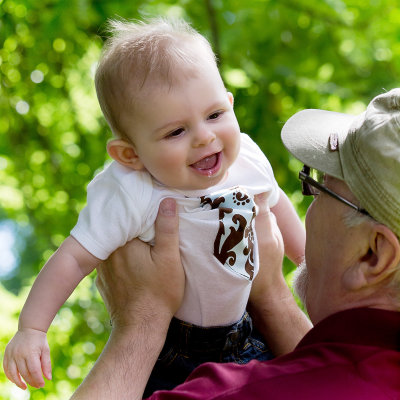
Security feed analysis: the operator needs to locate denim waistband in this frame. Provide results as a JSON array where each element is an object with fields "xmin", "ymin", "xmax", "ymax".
[{"xmin": 165, "ymin": 312, "xmax": 253, "ymax": 358}]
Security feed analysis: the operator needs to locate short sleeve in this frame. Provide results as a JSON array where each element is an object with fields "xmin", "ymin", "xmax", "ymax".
[
  {"xmin": 70, "ymin": 162, "xmax": 153, "ymax": 260},
  {"xmin": 240, "ymin": 133, "xmax": 280, "ymax": 207}
]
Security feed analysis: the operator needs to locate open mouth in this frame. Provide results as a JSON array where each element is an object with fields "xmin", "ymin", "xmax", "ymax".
[{"xmin": 190, "ymin": 152, "xmax": 222, "ymax": 176}]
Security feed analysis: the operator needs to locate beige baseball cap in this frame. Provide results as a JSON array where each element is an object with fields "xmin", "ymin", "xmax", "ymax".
[{"xmin": 281, "ymin": 88, "xmax": 400, "ymax": 237}]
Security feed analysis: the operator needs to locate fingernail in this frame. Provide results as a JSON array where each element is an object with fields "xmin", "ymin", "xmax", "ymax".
[{"xmin": 160, "ymin": 198, "xmax": 176, "ymax": 216}]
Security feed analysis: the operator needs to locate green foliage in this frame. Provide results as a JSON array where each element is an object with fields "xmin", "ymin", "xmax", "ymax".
[{"xmin": 1, "ymin": 0, "xmax": 399, "ymax": 397}]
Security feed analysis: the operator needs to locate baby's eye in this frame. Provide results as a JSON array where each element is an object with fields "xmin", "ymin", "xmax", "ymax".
[
  {"xmin": 208, "ymin": 111, "xmax": 223, "ymax": 120},
  {"xmin": 167, "ymin": 128, "xmax": 184, "ymax": 138}
]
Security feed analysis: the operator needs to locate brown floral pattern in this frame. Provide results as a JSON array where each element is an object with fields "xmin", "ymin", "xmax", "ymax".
[{"xmin": 200, "ymin": 186, "xmax": 256, "ymax": 280}]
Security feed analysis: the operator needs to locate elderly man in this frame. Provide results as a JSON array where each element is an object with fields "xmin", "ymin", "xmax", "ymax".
[{"xmin": 71, "ymin": 89, "xmax": 400, "ymax": 399}]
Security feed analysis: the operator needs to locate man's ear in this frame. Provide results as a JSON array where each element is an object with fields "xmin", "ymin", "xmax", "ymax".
[
  {"xmin": 107, "ymin": 139, "xmax": 144, "ymax": 170},
  {"xmin": 343, "ymin": 224, "xmax": 400, "ymax": 290}
]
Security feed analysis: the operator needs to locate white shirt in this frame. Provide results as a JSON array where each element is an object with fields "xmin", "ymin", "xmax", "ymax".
[{"xmin": 71, "ymin": 133, "xmax": 279, "ymax": 326}]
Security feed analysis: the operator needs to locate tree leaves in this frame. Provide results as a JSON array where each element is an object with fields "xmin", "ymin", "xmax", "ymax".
[{"xmin": 1, "ymin": 0, "xmax": 399, "ymax": 397}]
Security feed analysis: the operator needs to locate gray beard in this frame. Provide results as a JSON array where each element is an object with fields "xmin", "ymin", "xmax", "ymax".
[{"xmin": 292, "ymin": 259, "xmax": 308, "ymax": 309}]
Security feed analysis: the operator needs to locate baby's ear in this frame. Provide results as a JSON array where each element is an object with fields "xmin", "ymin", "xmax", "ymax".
[
  {"xmin": 107, "ymin": 139, "xmax": 144, "ymax": 170},
  {"xmin": 227, "ymin": 91, "xmax": 234, "ymax": 106}
]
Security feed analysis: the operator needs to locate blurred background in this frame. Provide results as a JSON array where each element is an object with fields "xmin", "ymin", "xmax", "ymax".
[{"xmin": 1, "ymin": 0, "xmax": 399, "ymax": 398}]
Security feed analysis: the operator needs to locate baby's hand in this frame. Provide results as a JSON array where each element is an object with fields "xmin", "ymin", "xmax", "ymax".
[{"xmin": 3, "ymin": 328, "xmax": 52, "ymax": 390}]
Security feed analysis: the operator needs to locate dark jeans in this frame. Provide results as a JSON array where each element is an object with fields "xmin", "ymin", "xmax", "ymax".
[{"xmin": 143, "ymin": 312, "xmax": 274, "ymax": 398}]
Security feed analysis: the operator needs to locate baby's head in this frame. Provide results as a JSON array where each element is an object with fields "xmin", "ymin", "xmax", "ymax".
[
  {"xmin": 95, "ymin": 18, "xmax": 241, "ymax": 191},
  {"xmin": 95, "ymin": 18, "xmax": 216, "ymax": 139}
]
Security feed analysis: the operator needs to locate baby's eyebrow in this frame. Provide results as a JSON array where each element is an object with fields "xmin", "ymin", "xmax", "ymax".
[{"xmin": 153, "ymin": 120, "xmax": 184, "ymax": 136}]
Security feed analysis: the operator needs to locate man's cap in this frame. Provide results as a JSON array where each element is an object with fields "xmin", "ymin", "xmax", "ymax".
[{"xmin": 281, "ymin": 88, "xmax": 400, "ymax": 237}]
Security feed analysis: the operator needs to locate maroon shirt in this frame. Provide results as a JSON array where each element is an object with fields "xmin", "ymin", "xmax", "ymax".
[{"xmin": 149, "ymin": 308, "xmax": 400, "ymax": 399}]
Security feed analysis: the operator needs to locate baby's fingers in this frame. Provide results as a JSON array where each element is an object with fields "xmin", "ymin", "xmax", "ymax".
[
  {"xmin": 23, "ymin": 355, "xmax": 45, "ymax": 388},
  {"xmin": 4, "ymin": 330, "xmax": 50, "ymax": 389},
  {"xmin": 4, "ymin": 359, "xmax": 27, "ymax": 390},
  {"xmin": 41, "ymin": 345, "xmax": 52, "ymax": 381}
]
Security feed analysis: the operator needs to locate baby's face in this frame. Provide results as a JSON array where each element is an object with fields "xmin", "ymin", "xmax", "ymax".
[{"xmin": 121, "ymin": 64, "xmax": 241, "ymax": 191}]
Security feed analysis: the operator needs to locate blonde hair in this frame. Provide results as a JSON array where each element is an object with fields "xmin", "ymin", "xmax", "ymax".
[{"xmin": 95, "ymin": 17, "xmax": 217, "ymax": 138}]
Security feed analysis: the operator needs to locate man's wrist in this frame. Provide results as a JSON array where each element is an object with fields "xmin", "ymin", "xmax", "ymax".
[
  {"xmin": 71, "ymin": 308, "xmax": 172, "ymax": 400},
  {"xmin": 110, "ymin": 293, "xmax": 174, "ymax": 333},
  {"xmin": 248, "ymin": 273, "xmax": 312, "ymax": 356}
]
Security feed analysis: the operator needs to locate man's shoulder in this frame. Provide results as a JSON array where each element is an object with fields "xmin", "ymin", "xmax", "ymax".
[{"xmin": 159, "ymin": 343, "xmax": 400, "ymax": 399}]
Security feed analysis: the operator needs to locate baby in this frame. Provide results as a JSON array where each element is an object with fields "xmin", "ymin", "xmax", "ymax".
[{"xmin": 3, "ymin": 18, "xmax": 305, "ymax": 393}]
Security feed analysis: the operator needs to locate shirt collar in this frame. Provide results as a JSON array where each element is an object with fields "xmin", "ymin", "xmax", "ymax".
[{"xmin": 297, "ymin": 307, "xmax": 400, "ymax": 351}]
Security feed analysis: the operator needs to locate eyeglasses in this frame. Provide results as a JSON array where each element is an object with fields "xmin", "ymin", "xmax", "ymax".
[{"xmin": 299, "ymin": 165, "xmax": 370, "ymax": 216}]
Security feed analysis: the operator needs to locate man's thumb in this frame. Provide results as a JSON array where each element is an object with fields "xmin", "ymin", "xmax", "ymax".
[{"xmin": 154, "ymin": 198, "xmax": 179, "ymax": 249}]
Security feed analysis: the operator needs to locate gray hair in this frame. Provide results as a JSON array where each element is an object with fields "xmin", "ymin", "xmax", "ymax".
[{"xmin": 95, "ymin": 17, "xmax": 217, "ymax": 138}]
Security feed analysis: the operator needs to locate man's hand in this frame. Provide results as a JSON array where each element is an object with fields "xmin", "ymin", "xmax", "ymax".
[
  {"xmin": 71, "ymin": 198, "xmax": 184, "ymax": 400},
  {"xmin": 250, "ymin": 193, "xmax": 285, "ymax": 302},
  {"xmin": 96, "ymin": 198, "xmax": 184, "ymax": 330},
  {"xmin": 248, "ymin": 193, "xmax": 312, "ymax": 356}
]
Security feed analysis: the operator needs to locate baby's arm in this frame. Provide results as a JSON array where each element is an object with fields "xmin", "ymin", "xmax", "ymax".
[
  {"xmin": 271, "ymin": 188, "xmax": 305, "ymax": 266},
  {"xmin": 3, "ymin": 236, "xmax": 100, "ymax": 390}
]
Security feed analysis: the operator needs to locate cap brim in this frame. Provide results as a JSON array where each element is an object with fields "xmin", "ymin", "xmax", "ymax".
[{"xmin": 281, "ymin": 109, "xmax": 357, "ymax": 179}]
